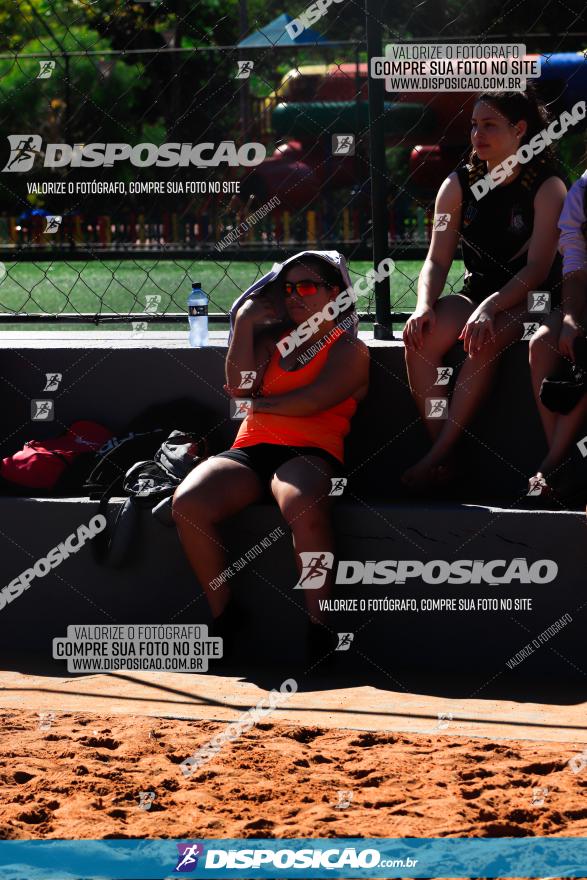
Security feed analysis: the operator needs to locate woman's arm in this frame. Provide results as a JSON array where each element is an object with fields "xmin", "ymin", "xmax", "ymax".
[
  {"xmin": 561, "ymin": 271, "xmax": 587, "ymax": 325},
  {"xmin": 558, "ymin": 179, "xmax": 587, "ymax": 360},
  {"xmin": 253, "ymin": 335, "xmax": 370, "ymax": 417},
  {"xmin": 559, "ymin": 271, "xmax": 587, "ymax": 361},
  {"xmin": 403, "ymin": 173, "xmax": 462, "ymax": 350},
  {"xmin": 461, "ymin": 176, "xmax": 567, "ymax": 355},
  {"xmin": 225, "ymin": 297, "xmax": 280, "ymax": 396},
  {"xmin": 559, "ymin": 176, "xmax": 587, "ymax": 284}
]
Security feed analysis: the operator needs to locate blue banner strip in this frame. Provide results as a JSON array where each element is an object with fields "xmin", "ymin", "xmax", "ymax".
[{"xmin": 0, "ymin": 837, "xmax": 586, "ymax": 879}]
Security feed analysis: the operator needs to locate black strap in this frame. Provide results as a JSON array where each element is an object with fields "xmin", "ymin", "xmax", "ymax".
[{"xmin": 91, "ymin": 474, "xmax": 127, "ymax": 563}]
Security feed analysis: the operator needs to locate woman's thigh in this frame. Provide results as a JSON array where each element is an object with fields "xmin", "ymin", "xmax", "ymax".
[
  {"xmin": 270, "ymin": 455, "xmax": 336, "ymax": 524},
  {"xmin": 425, "ymin": 294, "xmax": 477, "ymax": 353},
  {"xmin": 173, "ymin": 456, "xmax": 264, "ymax": 523},
  {"xmin": 490, "ymin": 302, "xmax": 533, "ymax": 350}
]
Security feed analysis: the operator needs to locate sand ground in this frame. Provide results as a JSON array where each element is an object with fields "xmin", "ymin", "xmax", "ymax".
[
  {"xmin": 1, "ymin": 709, "xmax": 586, "ymax": 842},
  {"xmin": 0, "ymin": 669, "xmax": 585, "ymax": 880}
]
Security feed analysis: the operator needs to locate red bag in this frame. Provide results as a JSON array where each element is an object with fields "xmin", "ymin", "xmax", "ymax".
[{"xmin": 1, "ymin": 421, "xmax": 113, "ymax": 489}]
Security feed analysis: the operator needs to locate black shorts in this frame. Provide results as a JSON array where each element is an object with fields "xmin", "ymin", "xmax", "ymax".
[{"xmin": 215, "ymin": 443, "xmax": 344, "ymax": 487}]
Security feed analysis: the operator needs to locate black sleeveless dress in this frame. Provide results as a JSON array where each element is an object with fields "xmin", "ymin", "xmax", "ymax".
[{"xmin": 455, "ymin": 159, "xmax": 566, "ymax": 308}]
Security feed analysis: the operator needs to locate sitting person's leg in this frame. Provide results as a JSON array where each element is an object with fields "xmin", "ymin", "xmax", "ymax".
[
  {"xmin": 270, "ymin": 453, "xmax": 337, "ymax": 626},
  {"xmin": 172, "ymin": 457, "xmax": 264, "ymax": 618},
  {"xmin": 529, "ymin": 310, "xmax": 587, "ymax": 489},
  {"xmin": 404, "ymin": 303, "xmax": 525, "ymax": 488},
  {"xmin": 529, "ymin": 310, "xmax": 562, "ymax": 450},
  {"xmin": 404, "ymin": 294, "xmax": 475, "ymax": 442}
]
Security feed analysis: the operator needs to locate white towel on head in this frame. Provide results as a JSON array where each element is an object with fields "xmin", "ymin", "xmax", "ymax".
[{"xmin": 227, "ymin": 250, "xmax": 358, "ymax": 345}]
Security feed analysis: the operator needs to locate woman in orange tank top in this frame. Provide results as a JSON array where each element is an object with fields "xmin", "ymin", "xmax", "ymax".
[{"xmin": 173, "ymin": 253, "xmax": 369, "ymax": 663}]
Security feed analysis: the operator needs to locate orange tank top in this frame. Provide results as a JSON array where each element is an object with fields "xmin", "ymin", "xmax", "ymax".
[{"xmin": 232, "ymin": 328, "xmax": 357, "ymax": 463}]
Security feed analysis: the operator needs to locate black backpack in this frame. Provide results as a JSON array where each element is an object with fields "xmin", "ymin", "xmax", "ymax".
[
  {"xmin": 123, "ymin": 430, "xmax": 208, "ymax": 511},
  {"xmin": 86, "ymin": 399, "xmax": 213, "ymax": 565},
  {"xmin": 83, "ymin": 428, "xmax": 167, "ymax": 501}
]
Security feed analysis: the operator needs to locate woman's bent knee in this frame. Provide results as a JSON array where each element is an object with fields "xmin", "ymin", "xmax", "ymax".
[{"xmin": 172, "ymin": 482, "xmax": 209, "ymax": 526}]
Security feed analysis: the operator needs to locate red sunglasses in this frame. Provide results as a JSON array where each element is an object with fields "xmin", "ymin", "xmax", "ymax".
[{"xmin": 284, "ymin": 279, "xmax": 332, "ymax": 297}]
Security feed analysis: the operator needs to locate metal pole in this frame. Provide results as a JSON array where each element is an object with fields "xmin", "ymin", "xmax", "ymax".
[
  {"xmin": 365, "ymin": 0, "xmax": 393, "ymax": 338},
  {"xmin": 25, "ymin": 0, "xmax": 72, "ymax": 145},
  {"xmin": 353, "ymin": 43, "xmax": 361, "ymax": 194},
  {"xmin": 239, "ymin": 0, "xmax": 250, "ymax": 138},
  {"xmin": 170, "ymin": 0, "xmax": 185, "ymax": 132},
  {"xmin": 64, "ymin": 53, "xmax": 71, "ymax": 146}
]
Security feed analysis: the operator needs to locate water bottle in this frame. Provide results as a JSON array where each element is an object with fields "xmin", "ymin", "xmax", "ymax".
[{"xmin": 188, "ymin": 281, "xmax": 209, "ymax": 347}]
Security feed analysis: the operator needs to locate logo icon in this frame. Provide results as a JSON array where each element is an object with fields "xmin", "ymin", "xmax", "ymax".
[
  {"xmin": 336, "ymin": 632, "xmax": 354, "ymax": 651},
  {"xmin": 425, "ymin": 398, "xmax": 448, "ymax": 419},
  {"xmin": 238, "ymin": 370, "xmax": 256, "ymax": 389},
  {"xmin": 528, "ymin": 291, "xmax": 551, "ymax": 313},
  {"xmin": 236, "ymin": 60, "xmax": 254, "ymax": 79},
  {"xmin": 436, "ymin": 711, "xmax": 453, "ymax": 730},
  {"xmin": 522, "ymin": 322, "xmax": 540, "ymax": 341},
  {"xmin": 329, "ymin": 477, "xmax": 347, "ymax": 496},
  {"xmin": 332, "ymin": 134, "xmax": 355, "ymax": 156},
  {"xmin": 335, "ymin": 789, "xmax": 354, "ymax": 809},
  {"xmin": 31, "ymin": 399, "xmax": 54, "ymax": 421},
  {"xmin": 145, "ymin": 294, "xmax": 162, "ymax": 313},
  {"xmin": 44, "ymin": 215, "xmax": 62, "ymax": 233},
  {"xmin": 531, "ymin": 786, "xmax": 549, "ymax": 807},
  {"xmin": 577, "ymin": 436, "xmax": 587, "ymax": 459},
  {"xmin": 231, "ymin": 398, "xmax": 252, "ymax": 419},
  {"xmin": 37, "ymin": 60, "xmax": 56, "ymax": 79},
  {"xmin": 3, "ymin": 134, "xmax": 43, "ymax": 172},
  {"xmin": 434, "ymin": 366, "xmax": 453, "ymax": 386},
  {"xmin": 131, "ymin": 321, "xmax": 148, "ymax": 337},
  {"xmin": 138, "ymin": 790, "xmax": 156, "ymax": 811},
  {"xmin": 568, "ymin": 749, "xmax": 587, "ymax": 775},
  {"xmin": 43, "ymin": 372, "xmax": 62, "ymax": 392},
  {"xmin": 38, "ymin": 711, "xmax": 55, "ymax": 730},
  {"xmin": 433, "ymin": 212, "xmax": 451, "ymax": 231},
  {"xmin": 137, "ymin": 477, "xmax": 158, "ymax": 492},
  {"xmin": 527, "ymin": 475, "xmax": 546, "ymax": 496},
  {"xmin": 293, "ymin": 551, "xmax": 334, "ymax": 589},
  {"xmin": 74, "ymin": 435, "xmax": 103, "ymax": 448},
  {"xmin": 175, "ymin": 843, "xmax": 204, "ymax": 873}
]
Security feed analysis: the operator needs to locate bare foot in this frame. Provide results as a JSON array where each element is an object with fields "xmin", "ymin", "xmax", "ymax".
[{"xmin": 401, "ymin": 457, "xmax": 456, "ymax": 491}]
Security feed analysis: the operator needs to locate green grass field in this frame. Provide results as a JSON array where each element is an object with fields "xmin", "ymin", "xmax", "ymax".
[{"xmin": 0, "ymin": 259, "xmax": 466, "ymax": 331}]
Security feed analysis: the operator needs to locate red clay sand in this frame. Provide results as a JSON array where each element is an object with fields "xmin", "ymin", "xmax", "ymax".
[{"xmin": 1, "ymin": 709, "xmax": 586, "ymax": 845}]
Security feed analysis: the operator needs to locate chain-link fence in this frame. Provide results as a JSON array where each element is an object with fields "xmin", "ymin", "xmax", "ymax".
[
  {"xmin": 0, "ymin": 4, "xmax": 586, "ymax": 330},
  {"xmin": 0, "ymin": 22, "xmax": 381, "ymax": 329}
]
